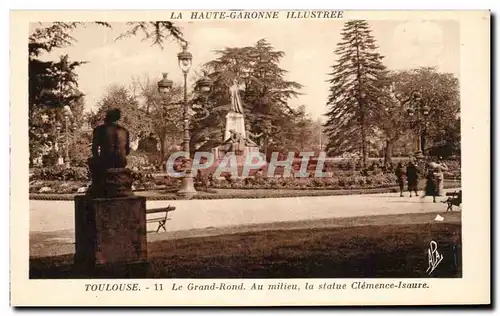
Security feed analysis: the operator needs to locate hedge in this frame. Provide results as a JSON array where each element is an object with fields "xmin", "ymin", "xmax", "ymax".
[{"xmin": 29, "ymin": 181, "xmax": 461, "ymax": 201}]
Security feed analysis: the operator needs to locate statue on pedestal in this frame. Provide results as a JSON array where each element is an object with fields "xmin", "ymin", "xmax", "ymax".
[
  {"xmin": 229, "ymin": 78, "xmax": 245, "ymax": 114},
  {"xmin": 75, "ymin": 108, "xmax": 147, "ymax": 271},
  {"xmin": 87, "ymin": 108, "xmax": 134, "ymax": 198},
  {"xmin": 221, "ymin": 79, "xmax": 261, "ymax": 151}
]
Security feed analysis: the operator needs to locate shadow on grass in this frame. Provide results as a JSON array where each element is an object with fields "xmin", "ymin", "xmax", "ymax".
[{"xmin": 30, "ymin": 222, "xmax": 461, "ymax": 279}]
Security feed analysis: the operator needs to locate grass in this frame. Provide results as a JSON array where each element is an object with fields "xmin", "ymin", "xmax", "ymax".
[{"xmin": 30, "ymin": 220, "xmax": 461, "ymax": 279}]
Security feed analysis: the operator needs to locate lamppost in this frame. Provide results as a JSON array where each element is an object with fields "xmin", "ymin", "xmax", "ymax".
[
  {"xmin": 62, "ymin": 105, "xmax": 73, "ymax": 168},
  {"xmin": 157, "ymin": 73, "xmax": 173, "ymax": 97},
  {"xmin": 157, "ymin": 43, "xmax": 213, "ymax": 198},
  {"xmin": 404, "ymin": 91, "xmax": 429, "ymax": 158}
]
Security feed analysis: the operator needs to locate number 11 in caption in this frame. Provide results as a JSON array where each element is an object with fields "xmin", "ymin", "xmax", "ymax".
[{"xmin": 154, "ymin": 284, "xmax": 163, "ymax": 291}]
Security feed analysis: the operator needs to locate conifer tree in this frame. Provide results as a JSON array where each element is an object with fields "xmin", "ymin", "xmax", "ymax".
[
  {"xmin": 324, "ymin": 20, "xmax": 388, "ymax": 167},
  {"xmin": 193, "ymin": 39, "xmax": 302, "ymax": 154}
]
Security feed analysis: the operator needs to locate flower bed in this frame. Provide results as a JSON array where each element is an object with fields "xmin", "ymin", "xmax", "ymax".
[
  {"xmin": 28, "ymin": 159, "xmax": 461, "ymax": 195},
  {"xmin": 206, "ymin": 173, "xmax": 398, "ymax": 190},
  {"xmin": 29, "ymin": 173, "xmax": 400, "ymax": 194},
  {"xmin": 28, "ymin": 180, "xmax": 461, "ymax": 201},
  {"xmin": 29, "ymin": 180, "xmax": 88, "ymax": 194}
]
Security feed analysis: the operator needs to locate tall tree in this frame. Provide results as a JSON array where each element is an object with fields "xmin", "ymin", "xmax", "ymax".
[
  {"xmin": 28, "ymin": 21, "xmax": 184, "ymax": 166},
  {"xmin": 132, "ymin": 75, "xmax": 184, "ymax": 163},
  {"xmin": 89, "ymin": 84, "xmax": 151, "ymax": 142},
  {"xmin": 372, "ymin": 82, "xmax": 409, "ymax": 164},
  {"xmin": 389, "ymin": 67, "xmax": 460, "ymax": 157},
  {"xmin": 29, "ymin": 23, "xmax": 90, "ymax": 166},
  {"xmin": 281, "ymin": 105, "xmax": 317, "ymax": 153},
  {"xmin": 246, "ymin": 39, "xmax": 303, "ymax": 154},
  {"xmin": 324, "ymin": 20, "xmax": 388, "ymax": 167},
  {"xmin": 196, "ymin": 39, "xmax": 302, "ymax": 155}
]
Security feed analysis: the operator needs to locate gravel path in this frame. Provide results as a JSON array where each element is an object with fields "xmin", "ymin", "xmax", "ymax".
[{"xmin": 29, "ymin": 189, "xmax": 461, "ymax": 258}]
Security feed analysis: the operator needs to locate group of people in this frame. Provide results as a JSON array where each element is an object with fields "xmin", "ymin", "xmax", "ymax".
[{"xmin": 394, "ymin": 157, "xmax": 449, "ymax": 202}]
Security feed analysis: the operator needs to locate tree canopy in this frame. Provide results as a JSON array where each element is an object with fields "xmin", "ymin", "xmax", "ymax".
[
  {"xmin": 28, "ymin": 21, "xmax": 184, "ymax": 166},
  {"xmin": 195, "ymin": 39, "xmax": 304, "ymax": 156},
  {"xmin": 388, "ymin": 67, "xmax": 460, "ymax": 157},
  {"xmin": 324, "ymin": 20, "xmax": 389, "ymax": 167}
]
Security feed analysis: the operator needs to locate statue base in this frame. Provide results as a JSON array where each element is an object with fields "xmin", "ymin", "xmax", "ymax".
[
  {"xmin": 74, "ymin": 195, "xmax": 147, "ymax": 275},
  {"xmin": 224, "ymin": 111, "xmax": 246, "ymax": 141},
  {"xmin": 213, "ymin": 146, "xmax": 260, "ymax": 162},
  {"xmin": 87, "ymin": 158, "xmax": 135, "ymax": 198}
]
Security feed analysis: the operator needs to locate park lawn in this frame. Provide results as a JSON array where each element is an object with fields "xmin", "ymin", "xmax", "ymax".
[{"xmin": 30, "ymin": 219, "xmax": 461, "ymax": 279}]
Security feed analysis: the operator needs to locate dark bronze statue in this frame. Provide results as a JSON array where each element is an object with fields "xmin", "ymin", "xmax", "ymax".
[
  {"xmin": 87, "ymin": 108, "xmax": 134, "ymax": 198},
  {"xmin": 91, "ymin": 108, "xmax": 130, "ymax": 168}
]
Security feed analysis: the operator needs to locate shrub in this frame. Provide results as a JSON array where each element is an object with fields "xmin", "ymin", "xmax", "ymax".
[
  {"xmin": 29, "ymin": 180, "xmax": 87, "ymax": 193},
  {"xmin": 203, "ymin": 172, "xmax": 399, "ymax": 190},
  {"xmin": 127, "ymin": 152, "xmax": 151, "ymax": 170},
  {"xmin": 41, "ymin": 149, "xmax": 59, "ymax": 167},
  {"xmin": 31, "ymin": 166, "xmax": 89, "ymax": 181}
]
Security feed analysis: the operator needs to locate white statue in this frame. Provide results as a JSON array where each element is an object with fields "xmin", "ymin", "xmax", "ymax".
[{"xmin": 229, "ymin": 78, "xmax": 245, "ymax": 114}]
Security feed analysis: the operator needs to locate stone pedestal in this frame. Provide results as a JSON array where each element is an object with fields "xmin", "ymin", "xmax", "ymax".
[
  {"xmin": 224, "ymin": 111, "xmax": 246, "ymax": 141},
  {"xmin": 213, "ymin": 146, "xmax": 261, "ymax": 163},
  {"xmin": 87, "ymin": 159, "xmax": 135, "ymax": 198},
  {"xmin": 74, "ymin": 195, "xmax": 147, "ymax": 270}
]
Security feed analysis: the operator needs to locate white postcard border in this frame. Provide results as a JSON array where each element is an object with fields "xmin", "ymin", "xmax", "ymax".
[{"xmin": 10, "ymin": 10, "xmax": 491, "ymax": 306}]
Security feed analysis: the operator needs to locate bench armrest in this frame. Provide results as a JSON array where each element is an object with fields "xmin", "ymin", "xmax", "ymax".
[{"xmin": 146, "ymin": 206, "xmax": 176, "ymax": 214}]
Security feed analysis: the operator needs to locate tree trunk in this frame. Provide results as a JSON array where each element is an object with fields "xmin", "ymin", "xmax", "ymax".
[
  {"xmin": 384, "ymin": 140, "xmax": 393, "ymax": 165},
  {"xmin": 361, "ymin": 118, "xmax": 367, "ymax": 169},
  {"xmin": 159, "ymin": 137, "xmax": 166, "ymax": 170},
  {"xmin": 263, "ymin": 135, "xmax": 269, "ymax": 161},
  {"xmin": 354, "ymin": 25, "xmax": 367, "ymax": 169},
  {"xmin": 29, "ymin": 146, "xmax": 34, "ymax": 168},
  {"xmin": 421, "ymin": 133, "xmax": 426, "ymax": 156}
]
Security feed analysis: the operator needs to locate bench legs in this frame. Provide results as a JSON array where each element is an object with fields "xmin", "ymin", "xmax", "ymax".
[
  {"xmin": 156, "ymin": 220, "xmax": 167, "ymax": 233},
  {"xmin": 444, "ymin": 200, "xmax": 461, "ymax": 212}
]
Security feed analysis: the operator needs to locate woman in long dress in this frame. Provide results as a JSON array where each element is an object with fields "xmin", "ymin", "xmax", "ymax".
[
  {"xmin": 434, "ymin": 157, "xmax": 449, "ymax": 196},
  {"xmin": 422, "ymin": 162, "xmax": 439, "ymax": 203},
  {"xmin": 394, "ymin": 162, "xmax": 405, "ymax": 197},
  {"xmin": 406, "ymin": 161, "xmax": 419, "ymax": 197}
]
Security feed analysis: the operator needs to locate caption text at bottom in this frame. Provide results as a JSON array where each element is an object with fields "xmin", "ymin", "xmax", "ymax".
[{"xmin": 84, "ymin": 281, "xmax": 430, "ymax": 292}]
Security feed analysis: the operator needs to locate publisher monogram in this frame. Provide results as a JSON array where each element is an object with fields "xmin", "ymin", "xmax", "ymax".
[{"xmin": 426, "ymin": 241, "xmax": 443, "ymax": 275}]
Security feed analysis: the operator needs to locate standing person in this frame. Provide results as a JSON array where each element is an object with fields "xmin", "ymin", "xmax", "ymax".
[
  {"xmin": 406, "ymin": 160, "xmax": 420, "ymax": 197},
  {"xmin": 435, "ymin": 157, "xmax": 449, "ymax": 196},
  {"xmin": 196, "ymin": 169, "xmax": 203, "ymax": 185},
  {"xmin": 394, "ymin": 162, "xmax": 405, "ymax": 197},
  {"xmin": 422, "ymin": 162, "xmax": 439, "ymax": 203}
]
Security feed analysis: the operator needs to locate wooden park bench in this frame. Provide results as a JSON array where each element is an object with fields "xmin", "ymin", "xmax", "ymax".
[
  {"xmin": 442, "ymin": 190, "xmax": 462, "ymax": 212},
  {"xmin": 146, "ymin": 205, "xmax": 176, "ymax": 233}
]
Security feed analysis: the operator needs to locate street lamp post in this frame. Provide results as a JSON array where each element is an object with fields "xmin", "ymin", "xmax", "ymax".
[
  {"xmin": 177, "ymin": 43, "xmax": 195, "ymax": 198},
  {"xmin": 405, "ymin": 91, "xmax": 429, "ymax": 158},
  {"xmin": 157, "ymin": 44, "xmax": 212, "ymax": 198}
]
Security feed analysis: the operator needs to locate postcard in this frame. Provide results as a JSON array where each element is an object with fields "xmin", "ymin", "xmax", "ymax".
[{"xmin": 11, "ymin": 9, "xmax": 490, "ymax": 306}]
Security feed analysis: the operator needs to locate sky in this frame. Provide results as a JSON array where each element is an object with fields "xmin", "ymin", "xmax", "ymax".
[{"xmin": 31, "ymin": 19, "xmax": 460, "ymax": 121}]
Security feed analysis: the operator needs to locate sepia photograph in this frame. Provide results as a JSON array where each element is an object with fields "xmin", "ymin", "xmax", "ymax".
[{"xmin": 10, "ymin": 9, "xmax": 490, "ymax": 306}]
